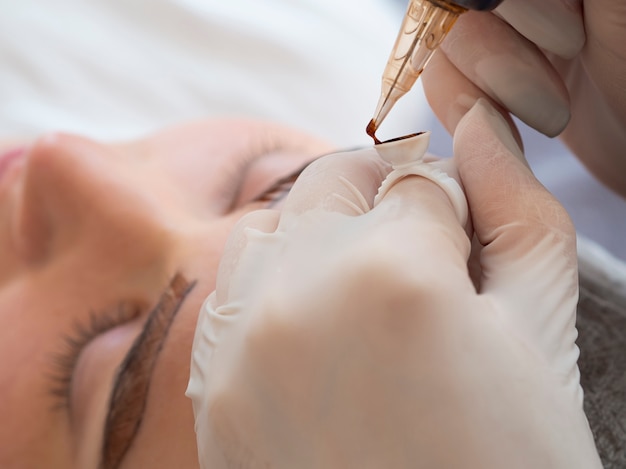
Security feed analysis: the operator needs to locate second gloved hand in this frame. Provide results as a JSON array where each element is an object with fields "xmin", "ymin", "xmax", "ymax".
[
  {"xmin": 187, "ymin": 99, "xmax": 601, "ymax": 468},
  {"xmin": 422, "ymin": 0, "xmax": 626, "ymax": 196}
]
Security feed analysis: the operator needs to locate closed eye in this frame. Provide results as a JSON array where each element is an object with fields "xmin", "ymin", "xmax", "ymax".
[
  {"xmin": 252, "ymin": 160, "xmax": 310, "ymax": 207},
  {"xmin": 251, "ymin": 146, "xmax": 365, "ymax": 207}
]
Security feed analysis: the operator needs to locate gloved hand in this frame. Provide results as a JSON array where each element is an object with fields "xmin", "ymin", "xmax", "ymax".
[
  {"xmin": 422, "ymin": 0, "xmax": 626, "ymax": 196},
  {"xmin": 186, "ymin": 99, "xmax": 602, "ymax": 468}
]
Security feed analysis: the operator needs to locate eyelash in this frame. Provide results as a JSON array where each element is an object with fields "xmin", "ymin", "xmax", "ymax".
[
  {"xmin": 47, "ymin": 303, "xmax": 141, "ymax": 411},
  {"xmin": 44, "ymin": 166, "xmax": 306, "ymax": 412},
  {"xmin": 253, "ymin": 163, "xmax": 308, "ymax": 206}
]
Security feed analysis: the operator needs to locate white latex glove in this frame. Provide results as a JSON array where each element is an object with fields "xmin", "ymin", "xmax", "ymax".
[
  {"xmin": 187, "ymin": 99, "xmax": 602, "ymax": 468},
  {"xmin": 422, "ymin": 0, "xmax": 626, "ymax": 196}
]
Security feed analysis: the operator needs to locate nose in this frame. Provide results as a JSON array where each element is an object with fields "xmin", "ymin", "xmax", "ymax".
[{"xmin": 13, "ymin": 133, "xmax": 172, "ymax": 266}]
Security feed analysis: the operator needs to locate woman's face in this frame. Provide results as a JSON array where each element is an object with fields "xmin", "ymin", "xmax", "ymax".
[{"xmin": 0, "ymin": 119, "xmax": 333, "ymax": 469}]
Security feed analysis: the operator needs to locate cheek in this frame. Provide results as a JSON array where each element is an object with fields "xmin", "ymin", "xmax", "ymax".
[{"xmin": 0, "ymin": 307, "xmax": 72, "ymax": 466}]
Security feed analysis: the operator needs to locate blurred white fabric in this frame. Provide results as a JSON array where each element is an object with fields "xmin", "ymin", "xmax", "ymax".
[
  {"xmin": 0, "ymin": 0, "xmax": 427, "ymax": 146},
  {"xmin": 0, "ymin": 0, "xmax": 624, "ymax": 261}
]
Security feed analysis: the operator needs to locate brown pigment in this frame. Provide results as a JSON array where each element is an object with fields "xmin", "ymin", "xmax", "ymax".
[{"xmin": 366, "ymin": 119, "xmax": 381, "ymax": 145}]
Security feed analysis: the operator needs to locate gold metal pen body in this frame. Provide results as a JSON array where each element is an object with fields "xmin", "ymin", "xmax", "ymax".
[{"xmin": 368, "ymin": 0, "xmax": 505, "ymax": 142}]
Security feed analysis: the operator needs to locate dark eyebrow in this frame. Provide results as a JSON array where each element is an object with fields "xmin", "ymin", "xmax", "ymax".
[{"xmin": 99, "ymin": 273, "xmax": 196, "ymax": 469}]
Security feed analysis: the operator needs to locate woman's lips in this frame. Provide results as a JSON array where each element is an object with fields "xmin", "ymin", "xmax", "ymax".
[{"xmin": 0, "ymin": 147, "xmax": 26, "ymax": 181}]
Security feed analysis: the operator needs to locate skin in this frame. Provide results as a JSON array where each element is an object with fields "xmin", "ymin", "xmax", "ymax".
[{"xmin": 0, "ymin": 119, "xmax": 333, "ymax": 468}]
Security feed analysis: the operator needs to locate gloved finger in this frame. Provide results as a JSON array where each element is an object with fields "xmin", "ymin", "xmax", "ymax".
[
  {"xmin": 455, "ymin": 98, "xmax": 579, "ymax": 373},
  {"xmin": 215, "ymin": 209, "xmax": 281, "ymax": 305},
  {"xmin": 370, "ymin": 158, "xmax": 473, "ymax": 281},
  {"xmin": 583, "ymin": 0, "xmax": 626, "ymax": 67},
  {"xmin": 276, "ymin": 144, "xmax": 396, "ymax": 230},
  {"xmin": 494, "ymin": 0, "xmax": 585, "ymax": 60},
  {"xmin": 374, "ymin": 154, "xmax": 468, "ymax": 228},
  {"xmin": 422, "ymin": 50, "xmax": 523, "ymax": 148},
  {"xmin": 438, "ymin": 11, "xmax": 570, "ymax": 137}
]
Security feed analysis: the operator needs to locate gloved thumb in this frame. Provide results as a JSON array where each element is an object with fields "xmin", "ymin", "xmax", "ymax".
[{"xmin": 454, "ymin": 99, "xmax": 580, "ymax": 388}]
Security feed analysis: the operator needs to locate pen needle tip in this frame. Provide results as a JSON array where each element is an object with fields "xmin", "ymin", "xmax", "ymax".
[{"xmin": 366, "ymin": 119, "xmax": 381, "ymax": 145}]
